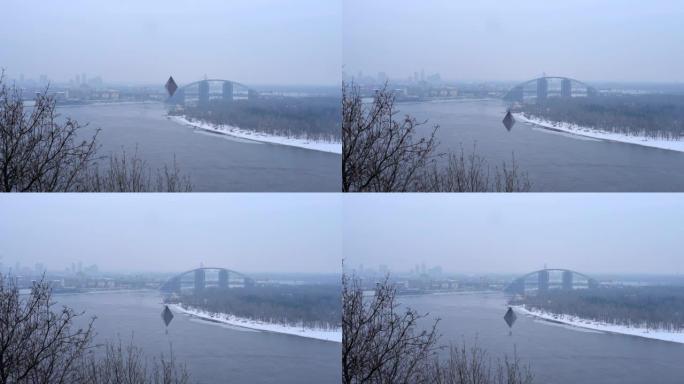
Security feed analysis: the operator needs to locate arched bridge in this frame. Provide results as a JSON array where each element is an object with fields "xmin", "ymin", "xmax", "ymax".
[
  {"xmin": 167, "ymin": 78, "xmax": 259, "ymax": 107},
  {"xmin": 504, "ymin": 268, "xmax": 599, "ymax": 295},
  {"xmin": 503, "ymin": 76, "xmax": 597, "ymax": 103},
  {"xmin": 160, "ymin": 267, "xmax": 255, "ymax": 294}
]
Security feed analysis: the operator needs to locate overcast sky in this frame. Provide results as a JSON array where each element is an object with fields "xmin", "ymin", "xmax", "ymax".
[
  {"xmin": 343, "ymin": 194, "xmax": 684, "ymax": 275},
  {"xmin": 0, "ymin": 0, "xmax": 340, "ymax": 85},
  {"xmin": 343, "ymin": 0, "xmax": 684, "ymax": 82},
  {"xmin": 0, "ymin": 194, "xmax": 341, "ymax": 274}
]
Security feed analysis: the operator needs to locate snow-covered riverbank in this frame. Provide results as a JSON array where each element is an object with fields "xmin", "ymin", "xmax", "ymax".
[
  {"xmin": 169, "ymin": 304, "xmax": 341, "ymax": 343},
  {"xmin": 514, "ymin": 305, "xmax": 684, "ymax": 344},
  {"xmin": 513, "ymin": 113, "xmax": 684, "ymax": 153},
  {"xmin": 168, "ymin": 115, "xmax": 342, "ymax": 154}
]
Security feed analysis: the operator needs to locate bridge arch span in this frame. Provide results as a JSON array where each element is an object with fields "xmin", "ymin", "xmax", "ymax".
[
  {"xmin": 167, "ymin": 78, "xmax": 259, "ymax": 107},
  {"xmin": 505, "ymin": 268, "xmax": 599, "ymax": 295},
  {"xmin": 160, "ymin": 267, "xmax": 254, "ymax": 294},
  {"xmin": 503, "ymin": 76, "xmax": 597, "ymax": 103}
]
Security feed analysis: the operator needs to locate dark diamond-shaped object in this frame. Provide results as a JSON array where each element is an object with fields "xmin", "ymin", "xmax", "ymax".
[
  {"xmin": 504, "ymin": 307, "xmax": 517, "ymax": 328},
  {"xmin": 165, "ymin": 76, "xmax": 178, "ymax": 97},
  {"xmin": 502, "ymin": 110, "xmax": 515, "ymax": 131},
  {"xmin": 161, "ymin": 305, "xmax": 174, "ymax": 327}
]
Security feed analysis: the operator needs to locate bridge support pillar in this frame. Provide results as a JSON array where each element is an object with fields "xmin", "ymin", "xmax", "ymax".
[
  {"xmin": 536, "ymin": 78, "xmax": 548, "ymax": 103},
  {"xmin": 222, "ymin": 82, "xmax": 233, "ymax": 102},
  {"xmin": 218, "ymin": 270, "xmax": 228, "ymax": 289},
  {"xmin": 562, "ymin": 271, "xmax": 573, "ymax": 290},
  {"xmin": 198, "ymin": 80, "xmax": 209, "ymax": 109},
  {"xmin": 194, "ymin": 269, "xmax": 206, "ymax": 292},
  {"xmin": 538, "ymin": 270, "xmax": 549, "ymax": 293},
  {"xmin": 561, "ymin": 79, "xmax": 572, "ymax": 98}
]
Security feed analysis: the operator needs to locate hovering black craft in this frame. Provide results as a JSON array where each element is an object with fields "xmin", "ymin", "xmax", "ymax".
[
  {"xmin": 165, "ymin": 76, "xmax": 178, "ymax": 97},
  {"xmin": 161, "ymin": 305, "xmax": 174, "ymax": 333},
  {"xmin": 504, "ymin": 306, "xmax": 517, "ymax": 335},
  {"xmin": 502, "ymin": 110, "xmax": 515, "ymax": 131}
]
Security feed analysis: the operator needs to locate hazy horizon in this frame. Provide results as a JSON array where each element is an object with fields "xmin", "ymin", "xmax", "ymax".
[
  {"xmin": 0, "ymin": 194, "xmax": 342, "ymax": 274},
  {"xmin": 343, "ymin": 0, "xmax": 684, "ymax": 83},
  {"xmin": 1, "ymin": 0, "xmax": 341, "ymax": 86},
  {"xmin": 343, "ymin": 194, "xmax": 684, "ymax": 275}
]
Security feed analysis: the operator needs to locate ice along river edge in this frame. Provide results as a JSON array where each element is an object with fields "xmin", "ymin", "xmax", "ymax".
[
  {"xmin": 169, "ymin": 304, "xmax": 342, "ymax": 343},
  {"xmin": 169, "ymin": 115, "xmax": 342, "ymax": 154},
  {"xmin": 513, "ymin": 305, "xmax": 684, "ymax": 344},
  {"xmin": 514, "ymin": 113, "xmax": 684, "ymax": 153}
]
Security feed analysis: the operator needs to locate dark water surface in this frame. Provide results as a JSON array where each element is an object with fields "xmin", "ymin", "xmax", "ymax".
[
  {"xmin": 58, "ymin": 291, "xmax": 340, "ymax": 384},
  {"xmin": 403, "ymin": 292, "xmax": 684, "ymax": 384},
  {"xmin": 58, "ymin": 102, "xmax": 341, "ymax": 191},
  {"xmin": 402, "ymin": 99, "xmax": 684, "ymax": 191}
]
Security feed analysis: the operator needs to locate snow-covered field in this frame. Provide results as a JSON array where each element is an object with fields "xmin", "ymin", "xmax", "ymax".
[
  {"xmin": 168, "ymin": 115, "xmax": 342, "ymax": 154},
  {"xmin": 513, "ymin": 305, "xmax": 684, "ymax": 344},
  {"xmin": 513, "ymin": 113, "xmax": 684, "ymax": 153},
  {"xmin": 169, "ymin": 304, "xmax": 341, "ymax": 343}
]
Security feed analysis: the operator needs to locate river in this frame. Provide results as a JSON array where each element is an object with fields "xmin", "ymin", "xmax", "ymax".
[
  {"xmin": 402, "ymin": 292, "xmax": 684, "ymax": 384},
  {"xmin": 401, "ymin": 99, "xmax": 684, "ymax": 191},
  {"xmin": 57, "ymin": 102, "xmax": 341, "ymax": 192},
  {"xmin": 56, "ymin": 291, "xmax": 340, "ymax": 384}
]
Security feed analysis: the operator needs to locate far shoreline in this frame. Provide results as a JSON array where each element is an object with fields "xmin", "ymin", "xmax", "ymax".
[
  {"xmin": 514, "ymin": 113, "xmax": 684, "ymax": 154},
  {"xmin": 513, "ymin": 305, "xmax": 684, "ymax": 345},
  {"xmin": 169, "ymin": 304, "xmax": 342, "ymax": 343},
  {"xmin": 168, "ymin": 115, "xmax": 342, "ymax": 155}
]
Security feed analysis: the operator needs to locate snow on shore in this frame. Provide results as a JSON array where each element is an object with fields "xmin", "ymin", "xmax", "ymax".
[
  {"xmin": 169, "ymin": 304, "xmax": 341, "ymax": 343},
  {"xmin": 513, "ymin": 305, "xmax": 684, "ymax": 344},
  {"xmin": 513, "ymin": 113, "xmax": 684, "ymax": 153},
  {"xmin": 168, "ymin": 115, "xmax": 342, "ymax": 154}
]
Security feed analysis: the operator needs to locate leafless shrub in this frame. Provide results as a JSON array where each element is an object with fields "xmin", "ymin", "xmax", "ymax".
[
  {"xmin": 342, "ymin": 273, "xmax": 441, "ymax": 383},
  {"xmin": 74, "ymin": 338, "xmax": 190, "ymax": 384},
  {"xmin": 0, "ymin": 72, "xmax": 99, "ymax": 191},
  {"xmin": 0, "ymin": 275, "xmax": 191, "ymax": 384},
  {"xmin": 342, "ymin": 82, "xmax": 531, "ymax": 192},
  {"xmin": 0, "ymin": 275, "xmax": 95, "ymax": 383},
  {"xmin": 416, "ymin": 146, "xmax": 531, "ymax": 192},
  {"xmin": 0, "ymin": 72, "xmax": 192, "ymax": 192},
  {"xmin": 342, "ymin": 273, "xmax": 535, "ymax": 384},
  {"xmin": 84, "ymin": 150, "xmax": 192, "ymax": 192},
  {"xmin": 427, "ymin": 344, "xmax": 534, "ymax": 384},
  {"xmin": 343, "ymin": 82, "xmax": 439, "ymax": 192}
]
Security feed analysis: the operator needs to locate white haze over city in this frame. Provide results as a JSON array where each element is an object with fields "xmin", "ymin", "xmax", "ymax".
[
  {"xmin": 343, "ymin": 194, "xmax": 684, "ymax": 275},
  {"xmin": 344, "ymin": 0, "xmax": 684, "ymax": 82},
  {"xmin": 0, "ymin": 194, "xmax": 341, "ymax": 274},
  {"xmin": 0, "ymin": 0, "xmax": 341, "ymax": 85}
]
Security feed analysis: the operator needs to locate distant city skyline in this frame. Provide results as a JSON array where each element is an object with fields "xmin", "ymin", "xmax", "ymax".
[
  {"xmin": 343, "ymin": 194, "xmax": 684, "ymax": 275},
  {"xmin": 344, "ymin": 0, "xmax": 684, "ymax": 83},
  {"xmin": 1, "ymin": 0, "xmax": 341, "ymax": 85}
]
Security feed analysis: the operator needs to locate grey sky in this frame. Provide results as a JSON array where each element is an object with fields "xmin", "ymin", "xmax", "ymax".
[
  {"xmin": 343, "ymin": 0, "xmax": 684, "ymax": 82},
  {"xmin": 0, "ymin": 194, "xmax": 341, "ymax": 274},
  {"xmin": 0, "ymin": 0, "xmax": 341, "ymax": 85},
  {"xmin": 343, "ymin": 194, "xmax": 684, "ymax": 275}
]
